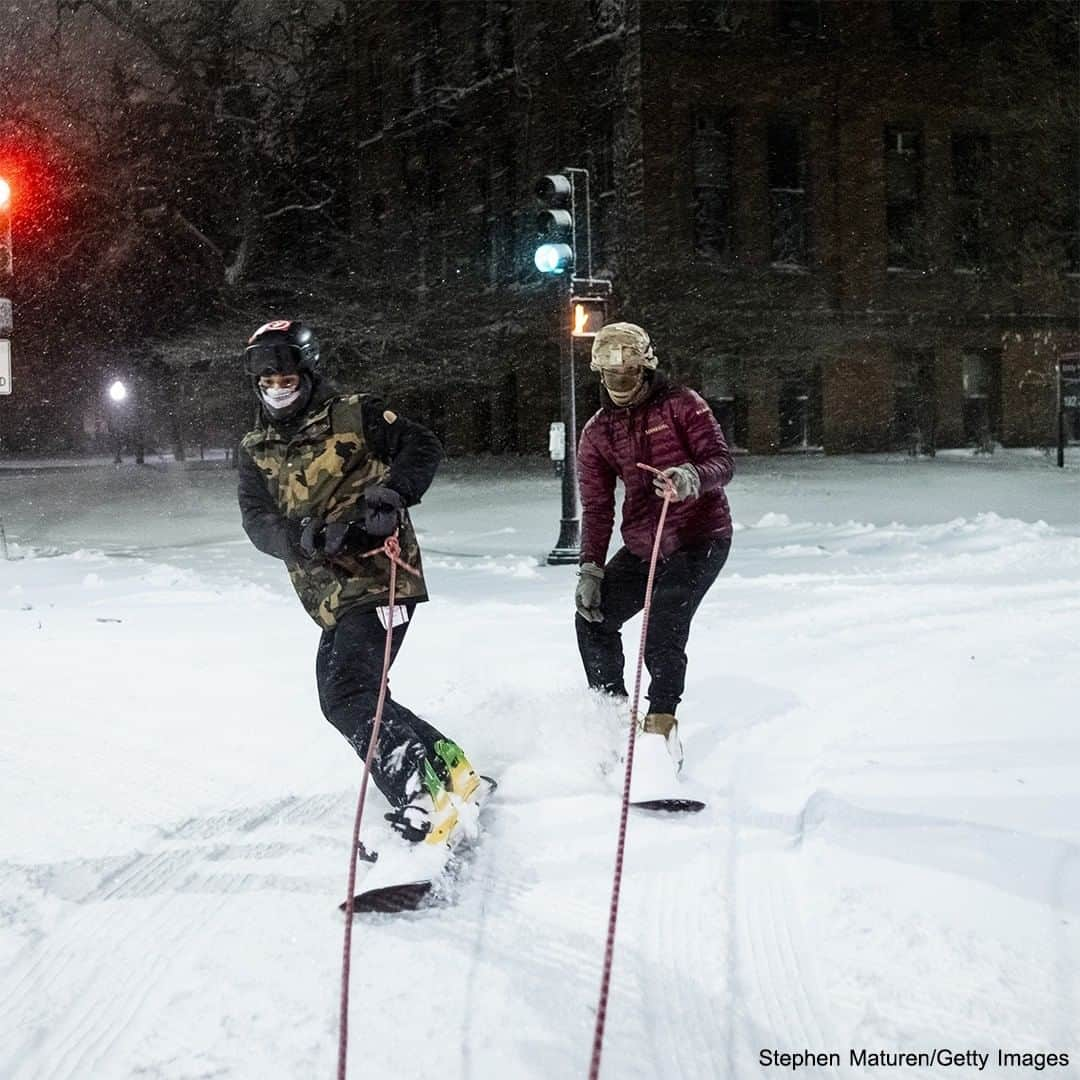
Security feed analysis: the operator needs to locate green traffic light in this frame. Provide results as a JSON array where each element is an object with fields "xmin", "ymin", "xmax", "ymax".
[{"xmin": 535, "ymin": 243, "xmax": 573, "ymax": 274}]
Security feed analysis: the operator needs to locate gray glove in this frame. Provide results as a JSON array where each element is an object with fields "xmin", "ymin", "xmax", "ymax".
[
  {"xmin": 575, "ymin": 562, "xmax": 605, "ymax": 623},
  {"xmin": 653, "ymin": 463, "xmax": 700, "ymax": 502}
]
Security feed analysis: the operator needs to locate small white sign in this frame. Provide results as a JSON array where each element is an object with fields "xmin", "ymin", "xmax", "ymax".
[
  {"xmin": 0, "ymin": 340, "xmax": 10, "ymax": 396},
  {"xmin": 549, "ymin": 421, "xmax": 566, "ymax": 461}
]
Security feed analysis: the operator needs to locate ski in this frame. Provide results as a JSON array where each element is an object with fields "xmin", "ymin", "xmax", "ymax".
[
  {"xmin": 340, "ymin": 776, "xmax": 497, "ymax": 915},
  {"xmin": 631, "ymin": 797, "xmax": 706, "ymax": 813}
]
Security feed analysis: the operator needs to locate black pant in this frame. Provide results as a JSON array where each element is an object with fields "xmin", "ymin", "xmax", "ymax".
[
  {"xmin": 576, "ymin": 539, "xmax": 730, "ymax": 715},
  {"xmin": 316, "ymin": 603, "xmax": 446, "ymax": 808}
]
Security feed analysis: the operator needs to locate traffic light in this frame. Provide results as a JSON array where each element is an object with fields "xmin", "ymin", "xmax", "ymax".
[
  {"xmin": 534, "ymin": 173, "xmax": 574, "ymax": 274},
  {"xmin": 0, "ymin": 177, "xmax": 10, "ymax": 277},
  {"xmin": 571, "ymin": 297, "xmax": 607, "ymax": 338}
]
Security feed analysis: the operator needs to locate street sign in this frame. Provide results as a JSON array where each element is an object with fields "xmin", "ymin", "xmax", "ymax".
[
  {"xmin": 1058, "ymin": 353, "xmax": 1080, "ymax": 466},
  {"xmin": 1061, "ymin": 356, "xmax": 1080, "ymax": 410},
  {"xmin": 0, "ymin": 339, "xmax": 10, "ymax": 395},
  {"xmin": 549, "ymin": 420, "xmax": 566, "ymax": 461}
]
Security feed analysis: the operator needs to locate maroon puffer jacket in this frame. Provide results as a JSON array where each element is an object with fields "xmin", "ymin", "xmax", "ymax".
[{"xmin": 578, "ymin": 375, "xmax": 734, "ymax": 565}]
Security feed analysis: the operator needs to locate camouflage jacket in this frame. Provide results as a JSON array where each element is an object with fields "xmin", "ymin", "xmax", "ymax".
[{"xmin": 238, "ymin": 384, "xmax": 442, "ymax": 629}]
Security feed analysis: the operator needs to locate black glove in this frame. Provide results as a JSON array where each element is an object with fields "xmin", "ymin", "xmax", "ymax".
[
  {"xmin": 323, "ymin": 520, "xmax": 366, "ymax": 558},
  {"xmin": 363, "ymin": 484, "xmax": 405, "ymax": 538},
  {"xmin": 299, "ymin": 515, "xmax": 326, "ymax": 560},
  {"xmin": 299, "ymin": 516, "xmax": 369, "ymax": 560}
]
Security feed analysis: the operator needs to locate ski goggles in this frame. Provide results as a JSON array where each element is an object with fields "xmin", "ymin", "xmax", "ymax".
[{"xmin": 244, "ymin": 342, "xmax": 304, "ymax": 376}]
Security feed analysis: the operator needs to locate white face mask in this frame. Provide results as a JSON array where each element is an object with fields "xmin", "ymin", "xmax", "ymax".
[{"xmin": 260, "ymin": 385, "xmax": 302, "ymax": 411}]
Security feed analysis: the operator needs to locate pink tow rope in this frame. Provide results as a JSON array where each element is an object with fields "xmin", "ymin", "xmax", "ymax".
[
  {"xmin": 337, "ymin": 532, "xmax": 420, "ymax": 1080},
  {"xmin": 588, "ymin": 464, "xmax": 676, "ymax": 1080}
]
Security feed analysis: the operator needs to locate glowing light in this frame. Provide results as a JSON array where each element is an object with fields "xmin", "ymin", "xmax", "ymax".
[
  {"xmin": 573, "ymin": 303, "xmax": 589, "ymax": 336},
  {"xmin": 0, "ymin": 178, "xmax": 9, "ymax": 209},
  {"xmin": 534, "ymin": 242, "xmax": 573, "ymax": 274},
  {"xmin": 108, "ymin": 379, "xmax": 128, "ymax": 402}
]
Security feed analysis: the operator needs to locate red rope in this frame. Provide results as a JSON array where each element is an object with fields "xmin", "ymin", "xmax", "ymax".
[
  {"xmin": 588, "ymin": 464, "xmax": 676, "ymax": 1080},
  {"xmin": 336, "ymin": 532, "xmax": 419, "ymax": 1080}
]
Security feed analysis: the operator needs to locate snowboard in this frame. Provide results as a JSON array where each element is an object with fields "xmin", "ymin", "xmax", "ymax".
[
  {"xmin": 340, "ymin": 776, "xmax": 497, "ymax": 914},
  {"xmin": 628, "ymin": 732, "xmax": 706, "ymax": 814}
]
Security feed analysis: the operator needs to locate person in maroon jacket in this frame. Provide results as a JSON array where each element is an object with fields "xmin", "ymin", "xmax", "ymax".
[{"xmin": 575, "ymin": 322, "xmax": 734, "ymax": 769}]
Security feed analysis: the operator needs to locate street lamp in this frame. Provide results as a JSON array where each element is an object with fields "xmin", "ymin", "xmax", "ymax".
[
  {"xmin": 0, "ymin": 176, "xmax": 12, "ymax": 399},
  {"xmin": 106, "ymin": 378, "xmax": 134, "ymax": 463},
  {"xmin": 0, "ymin": 176, "xmax": 11, "ymax": 277}
]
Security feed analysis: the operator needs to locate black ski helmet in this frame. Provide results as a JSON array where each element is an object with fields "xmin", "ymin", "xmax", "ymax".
[{"xmin": 244, "ymin": 319, "xmax": 320, "ymax": 377}]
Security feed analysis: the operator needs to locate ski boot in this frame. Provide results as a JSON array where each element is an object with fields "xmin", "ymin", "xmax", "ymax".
[
  {"xmin": 641, "ymin": 712, "xmax": 684, "ymax": 773},
  {"xmin": 385, "ymin": 757, "xmax": 459, "ymax": 846}
]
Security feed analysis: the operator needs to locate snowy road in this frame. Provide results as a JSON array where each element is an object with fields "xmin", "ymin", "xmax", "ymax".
[{"xmin": 1, "ymin": 451, "xmax": 1078, "ymax": 1079}]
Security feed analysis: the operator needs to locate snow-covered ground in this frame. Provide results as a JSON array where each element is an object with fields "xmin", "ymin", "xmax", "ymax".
[{"xmin": 1, "ymin": 449, "xmax": 1078, "ymax": 1079}]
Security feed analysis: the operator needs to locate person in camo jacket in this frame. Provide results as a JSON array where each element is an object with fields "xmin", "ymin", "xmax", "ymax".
[
  {"xmin": 574, "ymin": 322, "xmax": 735, "ymax": 770},
  {"xmin": 237, "ymin": 319, "xmax": 480, "ymax": 845}
]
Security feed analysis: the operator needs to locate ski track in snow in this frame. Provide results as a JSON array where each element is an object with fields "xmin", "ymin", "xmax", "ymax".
[{"xmin": 2, "ymin": 454, "xmax": 1079, "ymax": 1078}]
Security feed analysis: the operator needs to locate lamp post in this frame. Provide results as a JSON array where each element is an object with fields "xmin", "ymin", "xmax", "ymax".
[
  {"xmin": 0, "ymin": 176, "xmax": 12, "ymax": 400},
  {"xmin": 107, "ymin": 378, "xmax": 129, "ymax": 464}
]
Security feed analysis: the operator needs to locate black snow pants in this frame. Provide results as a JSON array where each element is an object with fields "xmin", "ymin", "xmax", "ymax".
[
  {"xmin": 575, "ymin": 538, "xmax": 730, "ymax": 716},
  {"xmin": 316, "ymin": 603, "xmax": 446, "ymax": 808}
]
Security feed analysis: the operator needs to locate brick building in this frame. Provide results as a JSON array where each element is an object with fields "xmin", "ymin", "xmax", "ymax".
[{"xmin": 347, "ymin": 0, "xmax": 1079, "ymax": 455}]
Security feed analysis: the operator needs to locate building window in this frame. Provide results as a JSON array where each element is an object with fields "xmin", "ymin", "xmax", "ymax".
[
  {"xmin": 885, "ymin": 125, "xmax": 926, "ymax": 270},
  {"xmin": 693, "ymin": 114, "xmax": 733, "ymax": 262},
  {"xmin": 1063, "ymin": 140, "xmax": 1080, "ymax": 275},
  {"xmin": 955, "ymin": 1, "xmax": 1016, "ymax": 41},
  {"xmin": 367, "ymin": 39, "xmax": 384, "ymax": 129},
  {"xmin": 701, "ymin": 356, "xmax": 746, "ymax": 448},
  {"xmin": 961, "ymin": 349, "xmax": 1001, "ymax": 449},
  {"xmin": 473, "ymin": 5, "xmax": 492, "ymax": 80},
  {"xmin": 889, "ymin": 0, "xmax": 934, "ymax": 48},
  {"xmin": 768, "ymin": 118, "xmax": 809, "ymax": 268},
  {"xmin": 495, "ymin": 146, "xmax": 517, "ymax": 282},
  {"xmin": 952, "ymin": 131, "xmax": 992, "ymax": 272},
  {"xmin": 893, "ymin": 348, "xmax": 935, "ymax": 452},
  {"xmin": 477, "ymin": 143, "xmax": 517, "ymax": 285},
  {"xmin": 405, "ymin": 2, "xmax": 442, "ymax": 107},
  {"xmin": 775, "ymin": 0, "xmax": 823, "ymax": 37},
  {"xmin": 589, "ymin": 0, "xmax": 624, "ymax": 34},
  {"xmin": 370, "ymin": 192, "xmax": 388, "ymax": 228},
  {"xmin": 495, "ymin": 1, "xmax": 515, "ymax": 69},
  {"xmin": 473, "ymin": 2, "xmax": 514, "ymax": 80},
  {"xmin": 778, "ymin": 363, "xmax": 822, "ymax": 450},
  {"xmin": 690, "ymin": 1, "xmax": 737, "ymax": 32},
  {"xmin": 403, "ymin": 143, "xmax": 440, "ymax": 214},
  {"xmin": 590, "ymin": 117, "xmax": 617, "ymax": 273}
]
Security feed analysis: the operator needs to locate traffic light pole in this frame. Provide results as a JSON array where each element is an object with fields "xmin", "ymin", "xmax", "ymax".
[
  {"xmin": 537, "ymin": 166, "xmax": 612, "ymax": 565},
  {"xmin": 547, "ymin": 301, "xmax": 581, "ymax": 564}
]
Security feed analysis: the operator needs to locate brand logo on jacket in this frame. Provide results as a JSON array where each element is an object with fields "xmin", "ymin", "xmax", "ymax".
[{"xmin": 645, "ymin": 423, "xmax": 669, "ymax": 435}]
